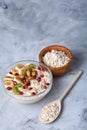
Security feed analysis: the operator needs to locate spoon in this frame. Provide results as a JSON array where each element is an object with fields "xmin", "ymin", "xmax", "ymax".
[{"xmin": 39, "ymin": 70, "xmax": 83, "ymax": 124}]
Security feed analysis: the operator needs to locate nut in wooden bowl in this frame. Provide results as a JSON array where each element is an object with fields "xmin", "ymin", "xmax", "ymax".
[{"xmin": 39, "ymin": 45, "xmax": 73, "ymax": 77}]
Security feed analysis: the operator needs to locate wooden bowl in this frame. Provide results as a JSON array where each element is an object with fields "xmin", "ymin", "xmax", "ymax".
[{"xmin": 39, "ymin": 45, "xmax": 73, "ymax": 77}]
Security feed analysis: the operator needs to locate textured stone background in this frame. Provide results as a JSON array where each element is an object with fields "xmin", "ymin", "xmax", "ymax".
[{"xmin": 0, "ymin": 0, "xmax": 87, "ymax": 130}]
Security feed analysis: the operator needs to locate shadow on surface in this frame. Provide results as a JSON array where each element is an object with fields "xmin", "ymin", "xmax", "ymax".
[{"xmin": 70, "ymin": 50, "xmax": 86, "ymax": 71}]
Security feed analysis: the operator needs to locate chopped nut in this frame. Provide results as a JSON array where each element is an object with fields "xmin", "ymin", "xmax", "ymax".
[
  {"xmin": 28, "ymin": 76, "xmax": 35, "ymax": 80},
  {"xmin": 19, "ymin": 74, "xmax": 24, "ymax": 79},
  {"xmin": 31, "ymin": 71, "xmax": 37, "ymax": 77},
  {"xmin": 26, "ymin": 70, "xmax": 31, "ymax": 77},
  {"xmin": 25, "ymin": 77, "xmax": 29, "ymax": 83}
]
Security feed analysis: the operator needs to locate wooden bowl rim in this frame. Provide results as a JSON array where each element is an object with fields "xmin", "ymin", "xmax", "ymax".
[{"xmin": 39, "ymin": 45, "xmax": 73, "ymax": 70}]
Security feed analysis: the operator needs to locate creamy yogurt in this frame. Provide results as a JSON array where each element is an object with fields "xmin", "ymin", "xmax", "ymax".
[{"xmin": 3, "ymin": 63, "xmax": 51, "ymax": 96}]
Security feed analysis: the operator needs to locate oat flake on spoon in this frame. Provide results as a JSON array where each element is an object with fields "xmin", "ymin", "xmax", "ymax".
[{"xmin": 39, "ymin": 70, "xmax": 83, "ymax": 124}]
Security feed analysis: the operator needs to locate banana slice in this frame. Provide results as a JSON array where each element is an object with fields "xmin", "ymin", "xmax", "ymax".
[
  {"xmin": 4, "ymin": 80, "xmax": 13, "ymax": 86},
  {"xmin": 4, "ymin": 76, "xmax": 14, "ymax": 81},
  {"xmin": 7, "ymin": 73, "xmax": 14, "ymax": 78},
  {"xmin": 19, "ymin": 68, "xmax": 25, "ymax": 75},
  {"xmin": 15, "ymin": 64, "xmax": 24, "ymax": 70},
  {"xmin": 24, "ymin": 63, "xmax": 30, "ymax": 67},
  {"xmin": 15, "ymin": 64, "xmax": 27, "ymax": 75},
  {"xmin": 14, "ymin": 77, "xmax": 23, "ymax": 85},
  {"xmin": 11, "ymin": 67, "xmax": 19, "ymax": 74}
]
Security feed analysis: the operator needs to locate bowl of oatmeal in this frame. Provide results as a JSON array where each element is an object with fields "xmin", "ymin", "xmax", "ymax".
[
  {"xmin": 39, "ymin": 45, "xmax": 73, "ymax": 77},
  {"xmin": 2, "ymin": 60, "xmax": 53, "ymax": 104}
]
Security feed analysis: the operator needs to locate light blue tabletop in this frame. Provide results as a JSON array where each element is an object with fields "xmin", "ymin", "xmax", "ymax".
[{"xmin": 0, "ymin": 0, "xmax": 87, "ymax": 130}]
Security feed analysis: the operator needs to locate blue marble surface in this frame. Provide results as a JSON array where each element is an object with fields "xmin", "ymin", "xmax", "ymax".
[{"xmin": 0, "ymin": 0, "xmax": 87, "ymax": 130}]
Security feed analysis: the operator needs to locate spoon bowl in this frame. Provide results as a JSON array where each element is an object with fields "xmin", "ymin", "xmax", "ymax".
[
  {"xmin": 39, "ymin": 70, "xmax": 83, "ymax": 124},
  {"xmin": 39, "ymin": 99, "xmax": 61, "ymax": 124}
]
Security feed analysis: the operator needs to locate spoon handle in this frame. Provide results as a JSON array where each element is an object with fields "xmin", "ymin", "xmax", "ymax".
[{"xmin": 59, "ymin": 70, "xmax": 83, "ymax": 101}]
